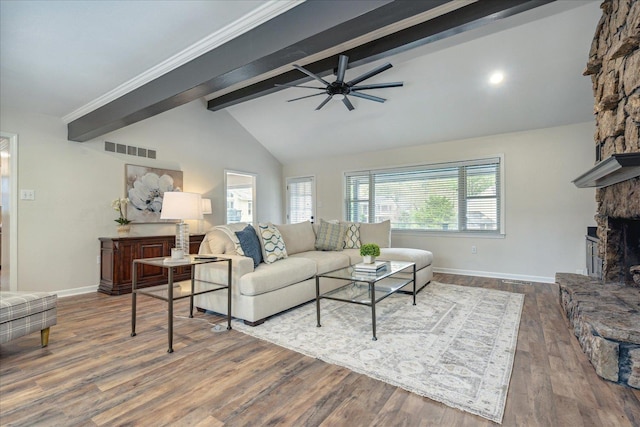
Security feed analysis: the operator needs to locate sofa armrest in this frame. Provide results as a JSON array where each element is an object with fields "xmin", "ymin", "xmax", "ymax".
[{"xmin": 194, "ymin": 254, "xmax": 254, "ymax": 288}]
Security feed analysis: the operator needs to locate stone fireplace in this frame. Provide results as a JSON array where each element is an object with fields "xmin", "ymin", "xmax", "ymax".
[
  {"xmin": 558, "ymin": 0, "xmax": 639, "ymax": 390},
  {"xmin": 583, "ymin": 0, "xmax": 640, "ymax": 286}
]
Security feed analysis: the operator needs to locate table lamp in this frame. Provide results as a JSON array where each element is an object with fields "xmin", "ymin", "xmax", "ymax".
[
  {"xmin": 160, "ymin": 192, "xmax": 203, "ymax": 256},
  {"xmin": 200, "ymin": 198, "xmax": 212, "ymax": 233}
]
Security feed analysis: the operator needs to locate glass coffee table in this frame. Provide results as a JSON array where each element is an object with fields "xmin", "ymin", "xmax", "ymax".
[{"xmin": 315, "ymin": 261, "xmax": 416, "ymax": 341}]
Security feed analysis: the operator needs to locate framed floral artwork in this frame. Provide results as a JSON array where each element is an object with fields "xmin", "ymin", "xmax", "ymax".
[{"xmin": 125, "ymin": 164, "xmax": 183, "ymax": 223}]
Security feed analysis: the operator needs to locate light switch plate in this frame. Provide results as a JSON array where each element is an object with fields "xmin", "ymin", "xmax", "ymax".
[{"xmin": 20, "ymin": 189, "xmax": 35, "ymax": 200}]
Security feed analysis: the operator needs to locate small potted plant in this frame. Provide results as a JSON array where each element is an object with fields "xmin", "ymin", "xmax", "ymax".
[{"xmin": 360, "ymin": 243, "xmax": 380, "ymax": 264}]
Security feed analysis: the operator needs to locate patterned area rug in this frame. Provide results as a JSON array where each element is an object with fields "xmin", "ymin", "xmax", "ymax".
[{"xmin": 233, "ymin": 282, "xmax": 524, "ymax": 424}]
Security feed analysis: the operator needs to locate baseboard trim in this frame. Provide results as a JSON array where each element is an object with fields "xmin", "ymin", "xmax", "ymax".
[
  {"xmin": 433, "ymin": 267, "xmax": 555, "ymax": 284},
  {"xmin": 56, "ymin": 285, "xmax": 99, "ymax": 298}
]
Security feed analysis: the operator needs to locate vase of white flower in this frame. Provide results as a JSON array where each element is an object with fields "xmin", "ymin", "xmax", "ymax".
[{"xmin": 112, "ymin": 198, "xmax": 132, "ymax": 236}]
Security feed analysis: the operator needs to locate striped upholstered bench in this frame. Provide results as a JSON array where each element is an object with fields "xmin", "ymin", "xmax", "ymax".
[{"xmin": 0, "ymin": 292, "xmax": 57, "ymax": 347}]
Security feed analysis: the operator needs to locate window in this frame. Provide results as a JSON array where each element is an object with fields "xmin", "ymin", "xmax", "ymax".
[
  {"xmin": 225, "ymin": 170, "xmax": 256, "ymax": 224},
  {"xmin": 345, "ymin": 157, "xmax": 503, "ymax": 234},
  {"xmin": 286, "ymin": 176, "xmax": 315, "ymax": 224}
]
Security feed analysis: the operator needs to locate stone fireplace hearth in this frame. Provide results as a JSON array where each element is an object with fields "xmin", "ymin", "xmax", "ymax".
[{"xmin": 558, "ymin": 0, "xmax": 640, "ymax": 390}]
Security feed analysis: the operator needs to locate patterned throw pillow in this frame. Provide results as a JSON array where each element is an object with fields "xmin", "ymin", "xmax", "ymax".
[
  {"xmin": 235, "ymin": 225, "xmax": 263, "ymax": 268},
  {"xmin": 258, "ymin": 222, "xmax": 288, "ymax": 264},
  {"xmin": 315, "ymin": 219, "xmax": 347, "ymax": 251},
  {"xmin": 343, "ymin": 222, "xmax": 361, "ymax": 249}
]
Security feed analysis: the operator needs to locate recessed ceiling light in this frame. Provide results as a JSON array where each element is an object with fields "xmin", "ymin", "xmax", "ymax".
[{"xmin": 489, "ymin": 71, "xmax": 504, "ymax": 85}]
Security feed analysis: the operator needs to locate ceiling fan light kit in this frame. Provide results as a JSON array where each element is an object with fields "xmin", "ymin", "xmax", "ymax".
[{"xmin": 276, "ymin": 54, "xmax": 403, "ymax": 111}]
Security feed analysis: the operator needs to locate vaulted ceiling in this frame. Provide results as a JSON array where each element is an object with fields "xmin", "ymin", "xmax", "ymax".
[{"xmin": 0, "ymin": 1, "xmax": 602, "ymax": 164}]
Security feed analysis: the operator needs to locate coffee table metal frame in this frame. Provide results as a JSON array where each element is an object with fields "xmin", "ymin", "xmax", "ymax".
[
  {"xmin": 131, "ymin": 255, "xmax": 232, "ymax": 353},
  {"xmin": 315, "ymin": 260, "xmax": 416, "ymax": 341}
]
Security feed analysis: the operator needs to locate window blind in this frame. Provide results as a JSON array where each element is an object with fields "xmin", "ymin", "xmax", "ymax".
[{"xmin": 345, "ymin": 157, "xmax": 502, "ymax": 233}]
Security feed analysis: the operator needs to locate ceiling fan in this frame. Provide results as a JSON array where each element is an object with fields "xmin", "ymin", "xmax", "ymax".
[{"xmin": 276, "ymin": 55, "xmax": 403, "ymax": 111}]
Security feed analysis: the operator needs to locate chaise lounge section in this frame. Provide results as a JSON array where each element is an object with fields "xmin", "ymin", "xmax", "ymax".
[{"xmin": 193, "ymin": 220, "xmax": 433, "ymax": 325}]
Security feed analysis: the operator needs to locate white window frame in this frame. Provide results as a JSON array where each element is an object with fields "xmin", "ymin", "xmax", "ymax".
[
  {"xmin": 224, "ymin": 170, "xmax": 257, "ymax": 224},
  {"xmin": 344, "ymin": 155, "xmax": 505, "ymax": 236}
]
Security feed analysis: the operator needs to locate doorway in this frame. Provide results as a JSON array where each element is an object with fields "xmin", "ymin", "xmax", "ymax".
[
  {"xmin": 0, "ymin": 131, "xmax": 18, "ymax": 291},
  {"xmin": 286, "ymin": 176, "xmax": 315, "ymax": 224}
]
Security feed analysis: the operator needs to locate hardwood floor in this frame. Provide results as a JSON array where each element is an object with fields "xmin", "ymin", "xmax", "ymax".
[{"xmin": 1, "ymin": 273, "xmax": 639, "ymax": 426}]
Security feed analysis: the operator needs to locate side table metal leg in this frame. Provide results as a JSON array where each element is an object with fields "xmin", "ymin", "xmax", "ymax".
[
  {"xmin": 189, "ymin": 265, "xmax": 195, "ymax": 318},
  {"xmin": 371, "ymin": 282, "xmax": 377, "ymax": 341},
  {"xmin": 168, "ymin": 267, "xmax": 174, "ymax": 353},
  {"xmin": 227, "ymin": 260, "xmax": 232, "ymax": 330},
  {"xmin": 131, "ymin": 262, "xmax": 137, "ymax": 337},
  {"xmin": 316, "ymin": 275, "xmax": 321, "ymax": 328}
]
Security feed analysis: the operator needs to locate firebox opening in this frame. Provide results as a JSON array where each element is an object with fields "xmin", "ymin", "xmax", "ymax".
[{"xmin": 604, "ymin": 218, "xmax": 640, "ymax": 285}]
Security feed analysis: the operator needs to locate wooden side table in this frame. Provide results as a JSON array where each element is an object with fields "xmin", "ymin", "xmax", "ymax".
[{"xmin": 130, "ymin": 255, "xmax": 232, "ymax": 353}]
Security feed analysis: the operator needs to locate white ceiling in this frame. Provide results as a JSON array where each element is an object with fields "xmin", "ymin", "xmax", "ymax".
[
  {"xmin": 0, "ymin": 0, "xmax": 267, "ymax": 117},
  {"xmin": 0, "ymin": 1, "xmax": 602, "ymax": 164}
]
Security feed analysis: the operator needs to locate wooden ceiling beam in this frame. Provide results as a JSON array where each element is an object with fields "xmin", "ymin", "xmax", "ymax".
[
  {"xmin": 67, "ymin": 0, "xmax": 451, "ymax": 142},
  {"xmin": 207, "ymin": 0, "xmax": 555, "ymax": 112}
]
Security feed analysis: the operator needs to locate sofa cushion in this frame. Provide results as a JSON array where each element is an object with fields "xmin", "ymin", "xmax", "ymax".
[
  {"xmin": 379, "ymin": 247, "xmax": 433, "ymax": 269},
  {"xmin": 275, "ymin": 221, "xmax": 316, "ymax": 255},
  {"xmin": 342, "ymin": 248, "xmax": 364, "ymax": 265},
  {"xmin": 210, "ymin": 223, "xmax": 249, "ymax": 255},
  {"xmin": 239, "ymin": 257, "xmax": 316, "ymax": 296},
  {"xmin": 235, "ymin": 225, "xmax": 262, "ymax": 268},
  {"xmin": 343, "ymin": 222, "xmax": 361, "ymax": 249},
  {"xmin": 358, "ymin": 220, "xmax": 391, "ymax": 248},
  {"xmin": 258, "ymin": 222, "xmax": 288, "ymax": 264},
  {"xmin": 290, "ymin": 251, "xmax": 351, "ymax": 275},
  {"xmin": 315, "ymin": 219, "xmax": 347, "ymax": 251}
]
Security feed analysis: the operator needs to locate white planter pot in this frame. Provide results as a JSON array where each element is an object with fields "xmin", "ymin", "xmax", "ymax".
[{"xmin": 363, "ymin": 255, "xmax": 376, "ymax": 264}]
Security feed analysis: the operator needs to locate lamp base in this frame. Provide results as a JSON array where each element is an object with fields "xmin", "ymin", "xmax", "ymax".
[{"xmin": 175, "ymin": 222, "xmax": 190, "ymax": 254}]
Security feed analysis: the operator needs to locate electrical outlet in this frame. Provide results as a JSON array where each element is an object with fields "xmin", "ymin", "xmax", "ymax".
[
  {"xmin": 20, "ymin": 189, "xmax": 35, "ymax": 200},
  {"xmin": 471, "ymin": 245, "xmax": 477, "ymax": 254}
]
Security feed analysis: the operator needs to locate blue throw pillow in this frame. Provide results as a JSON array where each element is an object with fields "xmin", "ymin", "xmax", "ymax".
[{"xmin": 235, "ymin": 225, "xmax": 263, "ymax": 268}]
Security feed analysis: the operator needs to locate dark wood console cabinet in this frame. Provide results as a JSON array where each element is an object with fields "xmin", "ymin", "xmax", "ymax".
[{"xmin": 99, "ymin": 234, "xmax": 205, "ymax": 295}]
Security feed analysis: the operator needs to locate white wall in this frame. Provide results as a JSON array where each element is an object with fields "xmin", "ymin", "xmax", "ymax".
[
  {"xmin": 283, "ymin": 122, "xmax": 597, "ymax": 283},
  {"xmin": 0, "ymin": 100, "xmax": 282, "ymax": 295}
]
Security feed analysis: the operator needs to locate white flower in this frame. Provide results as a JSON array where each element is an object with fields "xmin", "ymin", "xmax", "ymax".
[
  {"xmin": 128, "ymin": 172, "xmax": 176, "ymax": 213},
  {"xmin": 111, "ymin": 197, "xmax": 131, "ymax": 224}
]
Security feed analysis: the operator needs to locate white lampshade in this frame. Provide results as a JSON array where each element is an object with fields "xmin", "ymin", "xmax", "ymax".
[
  {"xmin": 160, "ymin": 192, "xmax": 203, "ymax": 220},
  {"xmin": 201, "ymin": 198, "xmax": 212, "ymax": 215}
]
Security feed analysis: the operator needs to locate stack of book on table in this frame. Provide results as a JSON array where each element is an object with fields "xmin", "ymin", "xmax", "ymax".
[{"xmin": 354, "ymin": 261, "xmax": 388, "ymax": 276}]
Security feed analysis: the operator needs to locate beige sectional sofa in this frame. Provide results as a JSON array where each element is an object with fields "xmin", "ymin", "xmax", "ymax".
[{"xmin": 193, "ymin": 220, "xmax": 433, "ymax": 325}]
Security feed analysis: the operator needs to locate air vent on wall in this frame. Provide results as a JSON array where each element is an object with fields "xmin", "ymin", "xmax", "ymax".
[{"xmin": 104, "ymin": 141, "xmax": 156, "ymax": 159}]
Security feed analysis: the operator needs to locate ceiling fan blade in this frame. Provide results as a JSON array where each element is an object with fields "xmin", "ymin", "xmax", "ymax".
[
  {"xmin": 293, "ymin": 64, "xmax": 331, "ymax": 86},
  {"xmin": 351, "ymin": 82, "xmax": 403, "ymax": 90},
  {"xmin": 315, "ymin": 95, "xmax": 333, "ymax": 110},
  {"xmin": 350, "ymin": 92, "xmax": 386, "ymax": 103},
  {"xmin": 335, "ymin": 55, "xmax": 349, "ymax": 84},
  {"xmin": 346, "ymin": 62, "xmax": 393, "ymax": 87},
  {"xmin": 342, "ymin": 96, "xmax": 355, "ymax": 111},
  {"xmin": 287, "ymin": 92, "xmax": 326, "ymax": 102},
  {"xmin": 275, "ymin": 83, "xmax": 325, "ymax": 90}
]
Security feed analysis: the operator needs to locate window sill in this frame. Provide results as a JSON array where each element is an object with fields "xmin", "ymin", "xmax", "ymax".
[{"xmin": 392, "ymin": 229, "xmax": 505, "ymax": 239}]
